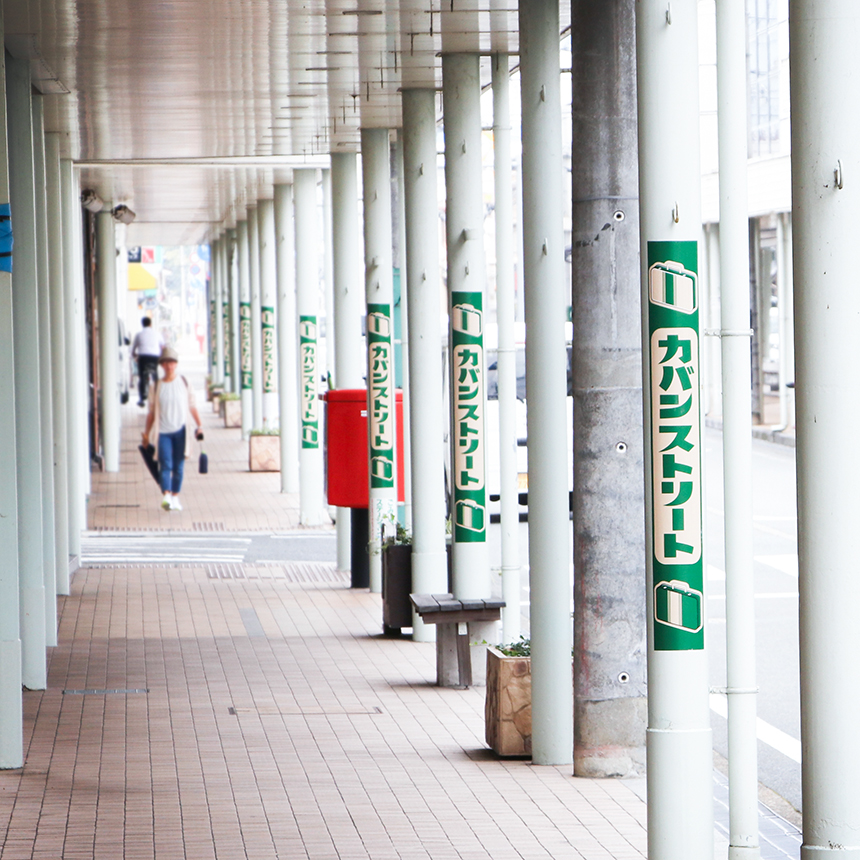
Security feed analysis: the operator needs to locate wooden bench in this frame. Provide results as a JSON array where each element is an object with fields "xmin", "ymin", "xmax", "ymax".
[{"xmin": 410, "ymin": 593, "xmax": 505, "ymax": 687}]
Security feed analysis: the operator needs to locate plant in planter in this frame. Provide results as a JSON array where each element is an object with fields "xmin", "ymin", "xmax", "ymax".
[
  {"xmin": 220, "ymin": 391, "xmax": 241, "ymax": 427},
  {"xmin": 248, "ymin": 427, "xmax": 280, "ymax": 472},
  {"xmin": 485, "ymin": 638, "xmax": 533, "ymax": 757},
  {"xmin": 382, "ymin": 523, "xmax": 412, "ymax": 634}
]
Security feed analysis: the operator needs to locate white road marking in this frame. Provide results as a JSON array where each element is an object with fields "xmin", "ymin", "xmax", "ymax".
[{"xmin": 710, "ymin": 693, "xmax": 801, "ymax": 763}]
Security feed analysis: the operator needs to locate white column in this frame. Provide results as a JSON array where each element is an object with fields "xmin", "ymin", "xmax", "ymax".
[
  {"xmin": 221, "ymin": 236, "xmax": 232, "ymax": 391},
  {"xmin": 790, "ymin": 2, "xmax": 860, "ymax": 858},
  {"xmin": 46, "ymin": 135, "xmax": 70, "ymax": 597},
  {"xmin": 248, "ymin": 205, "xmax": 264, "ymax": 430},
  {"xmin": 237, "ymin": 218, "xmax": 253, "ymax": 437},
  {"xmin": 443, "ymin": 55, "xmax": 491, "ymax": 605},
  {"xmin": 7, "ymin": 54, "xmax": 47, "ymax": 691},
  {"xmin": 331, "ymin": 152, "xmax": 364, "ymax": 572},
  {"xmin": 361, "ymin": 127, "xmax": 397, "ymax": 595},
  {"xmin": 214, "ymin": 235, "xmax": 225, "ymax": 388},
  {"xmin": 0, "ymin": 26, "xmax": 24, "ymax": 769},
  {"xmin": 96, "ymin": 211, "xmax": 120, "ymax": 473},
  {"xmin": 32, "ymin": 96, "xmax": 57, "ymax": 646},
  {"xmin": 61, "ymin": 158, "xmax": 85, "ymax": 560},
  {"xmin": 716, "ymin": 0, "xmax": 760, "ymax": 855},
  {"xmin": 518, "ymin": 1, "xmax": 572, "ymax": 763},
  {"xmin": 401, "ymin": 89, "xmax": 448, "ymax": 642},
  {"xmin": 294, "ymin": 169, "xmax": 326, "ymax": 525},
  {"xmin": 492, "ymin": 54, "xmax": 520, "ymax": 645},
  {"xmin": 258, "ymin": 198, "xmax": 279, "ymax": 427},
  {"xmin": 637, "ymin": 0, "xmax": 712, "ymax": 855},
  {"xmin": 274, "ymin": 183, "xmax": 299, "ymax": 492},
  {"xmin": 775, "ymin": 212, "xmax": 794, "ymax": 430},
  {"xmin": 229, "ymin": 228, "xmax": 241, "ymax": 395}
]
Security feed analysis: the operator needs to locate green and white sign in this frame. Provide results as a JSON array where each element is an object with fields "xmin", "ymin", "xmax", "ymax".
[
  {"xmin": 299, "ymin": 316, "xmax": 318, "ymax": 449},
  {"xmin": 367, "ymin": 303, "xmax": 395, "ymax": 490},
  {"xmin": 261, "ymin": 306, "xmax": 275, "ymax": 393},
  {"xmin": 451, "ymin": 292, "xmax": 486, "ymax": 543},
  {"xmin": 222, "ymin": 301, "xmax": 231, "ymax": 377},
  {"xmin": 239, "ymin": 301, "xmax": 252, "ymax": 390},
  {"xmin": 648, "ymin": 241, "xmax": 703, "ymax": 651},
  {"xmin": 209, "ymin": 299, "xmax": 217, "ymax": 369}
]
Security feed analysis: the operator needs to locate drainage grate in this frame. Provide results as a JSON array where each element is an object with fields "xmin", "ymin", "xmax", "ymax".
[
  {"xmin": 95, "ymin": 504, "xmax": 142, "ymax": 509},
  {"xmin": 208, "ymin": 563, "xmax": 346, "ymax": 584},
  {"xmin": 63, "ymin": 688, "xmax": 149, "ymax": 695},
  {"xmin": 194, "ymin": 521, "xmax": 226, "ymax": 532}
]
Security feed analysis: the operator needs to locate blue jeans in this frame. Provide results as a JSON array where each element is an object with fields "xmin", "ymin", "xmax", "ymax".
[{"xmin": 158, "ymin": 426, "xmax": 186, "ymax": 494}]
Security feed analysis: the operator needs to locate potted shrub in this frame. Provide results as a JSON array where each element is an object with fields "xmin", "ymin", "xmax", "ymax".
[
  {"xmin": 485, "ymin": 638, "xmax": 533, "ymax": 757},
  {"xmin": 220, "ymin": 391, "xmax": 241, "ymax": 427},
  {"xmin": 248, "ymin": 427, "xmax": 280, "ymax": 471},
  {"xmin": 382, "ymin": 524, "xmax": 412, "ymax": 634}
]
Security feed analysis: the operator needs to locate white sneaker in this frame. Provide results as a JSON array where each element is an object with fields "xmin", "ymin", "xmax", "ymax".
[
  {"xmin": 161, "ymin": 494, "xmax": 171, "ymax": 511},
  {"xmin": 170, "ymin": 496, "xmax": 183, "ymax": 511}
]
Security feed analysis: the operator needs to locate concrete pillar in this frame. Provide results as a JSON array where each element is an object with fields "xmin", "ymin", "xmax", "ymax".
[
  {"xmin": 331, "ymin": 152, "xmax": 364, "ymax": 571},
  {"xmin": 7, "ymin": 54, "xmax": 47, "ymax": 690},
  {"xmin": 361, "ymin": 128, "xmax": 397, "ymax": 594},
  {"xmin": 61, "ymin": 158, "xmax": 85, "ymax": 560},
  {"xmin": 519, "ymin": 0, "xmax": 573, "ymax": 763},
  {"xmin": 294, "ymin": 169, "xmax": 326, "ymax": 525},
  {"xmin": 492, "ymin": 55, "xmax": 521, "ymax": 646},
  {"xmin": 32, "ymin": 96, "xmax": 57, "ymax": 646},
  {"xmin": 716, "ymin": 0, "xmax": 760, "ymax": 853},
  {"xmin": 570, "ymin": 0, "xmax": 645, "ymax": 778},
  {"xmin": 221, "ymin": 236, "xmax": 232, "ymax": 391},
  {"xmin": 96, "ymin": 210, "xmax": 120, "ymax": 473},
  {"xmin": 274, "ymin": 183, "xmax": 300, "ymax": 492},
  {"xmin": 790, "ymin": 2, "xmax": 860, "ymax": 857},
  {"xmin": 258, "ymin": 198, "xmax": 279, "ymax": 427},
  {"xmin": 0, "ymin": 32, "xmax": 24, "ymax": 769},
  {"xmin": 637, "ymin": 0, "xmax": 712, "ymax": 855},
  {"xmin": 46, "ymin": 135, "xmax": 70, "ymax": 597},
  {"xmin": 214, "ymin": 235, "xmax": 225, "ymax": 388},
  {"xmin": 248, "ymin": 205, "xmax": 264, "ymax": 430},
  {"xmin": 237, "ymin": 218, "xmax": 253, "ymax": 437},
  {"xmin": 401, "ymin": 89, "xmax": 448, "ymax": 642},
  {"xmin": 228, "ymin": 228, "xmax": 240, "ymax": 395}
]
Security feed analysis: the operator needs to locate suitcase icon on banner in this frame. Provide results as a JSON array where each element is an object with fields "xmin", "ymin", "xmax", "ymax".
[
  {"xmin": 654, "ymin": 580, "xmax": 703, "ymax": 633},
  {"xmin": 370, "ymin": 456, "xmax": 393, "ymax": 482},
  {"xmin": 649, "ymin": 261, "xmax": 697, "ymax": 313},
  {"xmin": 300, "ymin": 319, "xmax": 317, "ymax": 340},
  {"xmin": 367, "ymin": 312, "xmax": 391, "ymax": 338},
  {"xmin": 455, "ymin": 499, "xmax": 486, "ymax": 533},
  {"xmin": 452, "ymin": 303, "xmax": 483, "ymax": 337}
]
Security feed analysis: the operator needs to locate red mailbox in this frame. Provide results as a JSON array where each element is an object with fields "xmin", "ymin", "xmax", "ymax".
[{"xmin": 324, "ymin": 389, "xmax": 406, "ymax": 508}]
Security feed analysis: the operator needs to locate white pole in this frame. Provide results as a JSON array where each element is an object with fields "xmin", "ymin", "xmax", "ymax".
[
  {"xmin": 214, "ymin": 235, "xmax": 225, "ymax": 388},
  {"xmin": 258, "ymin": 199, "xmax": 279, "ymax": 427},
  {"xmin": 518, "ymin": 2, "xmax": 572, "ymax": 764},
  {"xmin": 322, "ymin": 168, "xmax": 336, "ymax": 391},
  {"xmin": 237, "ymin": 218, "xmax": 253, "ymax": 437},
  {"xmin": 294, "ymin": 169, "xmax": 326, "ymax": 525},
  {"xmin": 493, "ymin": 54, "xmax": 520, "ymax": 645},
  {"xmin": 46, "ymin": 134, "xmax": 70, "ymax": 597},
  {"xmin": 393, "ymin": 136, "xmax": 412, "ymax": 533},
  {"xmin": 248, "ymin": 205, "xmax": 264, "ymax": 431},
  {"xmin": 60, "ymin": 158, "xmax": 85, "ymax": 560},
  {"xmin": 401, "ymin": 88, "xmax": 448, "ymax": 642},
  {"xmin": 229, "ymin": 228, "xmax": 241, "ymax": 395},
  {"xmin": 637, "ymin": 0, "xmax": 713, "ymax": 855},
  {"xmin": 275, "ymin": 183, "xmax": 300, "ymax": 493},
  {"xmin": 361, "ymin": 128, "xmax": 397, "ymax": 595},
  {"xmin": 331, "ymin": 152, "xmax": 364, "ymax": 572},
  {"xmin": 221, "ymin": 237, "xmax": 232, "ymax": 391},
  {"xmin": 716, "ymin": 0, "xmax": 760, "ymax": 854},
  {"xmin": 32, "ymin": 95, "xmax": 57, "ymax": 646},
  {"xmin": 0, "ymin": 26, "xmax": 24, "ymax": 768},
  {"xmin": 443, "ymin": 55, "xmax": 491, "ymax": 604},
  {"xmin": 790, "ymin": 2, "xmax": 860, "ymax": 856},
  {"xmin": 775, "ymin": 212, "xmax": 794, "ymax": 430},
  {"xmin": 96, "ymin": 211, "xmax": 120, "ymax": 473},
  {"xmin": 7, "ymin": 54, "xmax": 47, "ymax": 691}
]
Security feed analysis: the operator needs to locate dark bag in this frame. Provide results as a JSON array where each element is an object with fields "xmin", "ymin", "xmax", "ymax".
[
  {"xmin": 138, "ymin": 443, "xmax": 160, "ymax": 485},
  {"xmin": 199, "ymin": 451, "xmax": 208, "ymax": 474}
]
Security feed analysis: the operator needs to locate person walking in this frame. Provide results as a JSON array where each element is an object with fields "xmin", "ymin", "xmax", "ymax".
[
  {"xmin": 131, "ymin": 316, "xmax": 164, "ymax": 407},
  {"xmin": 142, "ymin": 346, "xmax": 204, "ymax": 511}
]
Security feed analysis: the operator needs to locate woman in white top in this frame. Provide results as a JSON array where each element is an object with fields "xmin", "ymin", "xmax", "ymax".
[{"xmin": 142, "ymin": 346, "xmax": 203, "ymax": 511}]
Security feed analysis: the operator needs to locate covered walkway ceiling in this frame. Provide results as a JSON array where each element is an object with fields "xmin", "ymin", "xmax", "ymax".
[{"xmin": 3, "ymin": 0, "xmax": 566, "ymax": 245}]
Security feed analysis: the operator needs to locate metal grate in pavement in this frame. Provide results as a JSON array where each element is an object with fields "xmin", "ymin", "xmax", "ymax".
[
  {"xmin": 207, "ymin": 562, "xmax": 347, "ymax": 585},
  {"xmin": 193, "ymin": 521, "xmax": 226, "ymax": 531},
  {"xmin": 63, "ymin": 689, "xmax": 149, "ymax": 695}
]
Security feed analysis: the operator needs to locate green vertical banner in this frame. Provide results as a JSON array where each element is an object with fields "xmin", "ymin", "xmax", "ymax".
[
  {"xmin": 222, "ymin": 301, "xmax": 231, "ymax": 377},
  {"xmin": 209, "ymin": 298, "xmax": 217, "ymax": 369},
  {"xmin": 451, "ymin": 292, "xmax": 486, "ymax": 543},
  {"xmin": 239, "ymin": 301, "xmax": 252, "ymax": 390},
  {"xmin": 299, "ymin": 316, "xmax": 318, "ymax": 449},
  {"xmin": 647, "ymin": 241, "xmax": 704, "ymax": 651},
  {"xmin": 367, "ymin": 303, "xmax": 395, "ymax": 490},
  {"xmin": 261, "ymin": 306, "xmax": 275, "ymax": 393}
]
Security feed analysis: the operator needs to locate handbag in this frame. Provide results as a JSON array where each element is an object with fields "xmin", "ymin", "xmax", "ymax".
[{"xmin": 196, "ymin": 431, "xmax": 208, "ymax": 474}]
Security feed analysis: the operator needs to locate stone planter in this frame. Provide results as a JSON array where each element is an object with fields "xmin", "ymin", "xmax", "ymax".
[
  {"xmin": 222, "ymin": 398, "xmax": 242, "ymax": 428},
  {"xmin": 249, "ymin": 434, "xmax": 280, "ymax": 472},
  {"xmin": 485, "ymin": 646, "xmax": 532, "ymax": 757}
]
